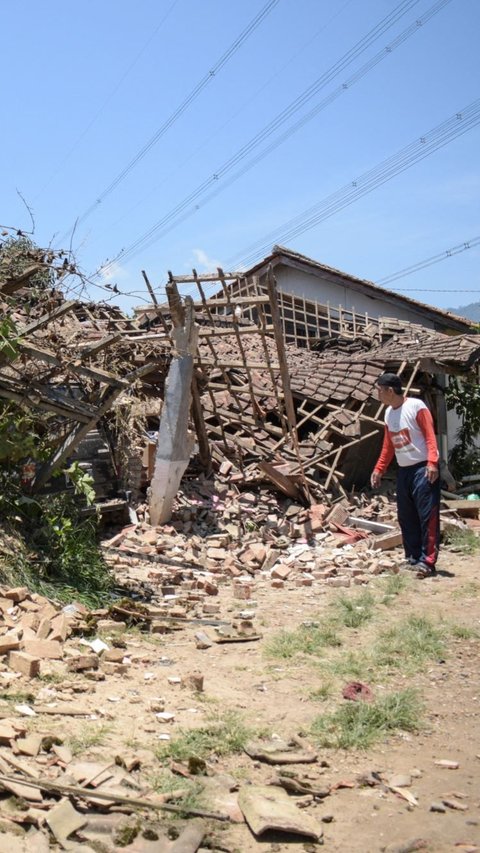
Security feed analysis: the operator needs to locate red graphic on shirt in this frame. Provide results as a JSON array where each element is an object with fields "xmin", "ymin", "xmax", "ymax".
[{"xmin": 390, "ymin": 428, "xmax": 412, "ymax": 449}]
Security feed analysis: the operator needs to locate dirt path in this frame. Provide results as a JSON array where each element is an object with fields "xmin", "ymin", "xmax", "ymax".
[
  {"xmin": 0, "ymin": 551, "xmax": 480, "ymax": 853},
  {"xmin": 5, "ymin": 546, "xmax": 479, "ymax": 852}
]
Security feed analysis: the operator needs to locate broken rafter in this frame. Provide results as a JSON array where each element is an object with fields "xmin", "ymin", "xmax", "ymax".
[
  {"xmin": 31, "ymin": 361, "xmax": 164, "ymax": 491},
  {"xmin": 0, "ymin": 375, "xmax": 96, "ymax": 422},
  {"xmin": 18, "ymin": 300, "xmax": 77, "ymax": 335},
  {"xmin": 0, "ymin": 265, "xmax": 43, "ymax": 295},
  {"xmin": 18, "ymin": 342, "xmax": 129, "ymax": 388}
]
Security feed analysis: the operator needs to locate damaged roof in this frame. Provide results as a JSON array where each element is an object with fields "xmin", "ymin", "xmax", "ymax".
[{"xmin": 246, "ymin": 245, "xmax": 475, "ymax": 334}]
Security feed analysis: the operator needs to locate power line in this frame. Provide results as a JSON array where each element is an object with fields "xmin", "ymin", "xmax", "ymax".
[
  {"xmin": 96, "ymin": 0, "xmax": 451, "ymax": 275},
  {"xmin": 36, "ymin": 0, "xmax": 181, "ymax": 201},
  {"xmin": 92, "ymin": 0, "xmax": 355, "ymax": 242},
  {"xmin": 375, "ymin": 235, "xmax": 480, "ymax": 284},
  {"xmin": 228, "ymin": 99, "xmax": 480, "ymax": 269},
  {"xmin": 62, "ymin": 0, "xmax": 281, "ymax": 240}
]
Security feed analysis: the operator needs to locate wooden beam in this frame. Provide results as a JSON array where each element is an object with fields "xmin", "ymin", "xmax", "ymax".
[
  {"xmin": 0, "ymin": 376, "xmax": 96, "ymax": 422},
  {"xmin": 198, "ymin": 325, "xmax": 273, "ymax": 338},
  {"xmin": 0, "ymin": 265, "xmax": 42, "ymax": 295},
  {"xmin": 18, "ymin": 342, "xmax": 128, "ymax": 387},
  {"xmin": 168, "ymin": 272, "xmax": 239, "ymax": 283},
  {"xmin": 192, "ymin": 295, "xmax": 270, "ymax": 309},
  {"xmin": 18, "ymin": 300, "xmax": 77, "ymax": 335},
  {"xmin": 31, "ymin": 361, "xmax": 158, "ymax": 491}
]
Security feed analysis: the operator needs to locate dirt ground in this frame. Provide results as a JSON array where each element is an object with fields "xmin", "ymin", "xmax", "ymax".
[{"xmin": 8, "ymin": 544, "xmax": 480, "ymax": 853}]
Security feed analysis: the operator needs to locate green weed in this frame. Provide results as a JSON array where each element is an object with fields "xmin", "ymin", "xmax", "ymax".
[
  {"xmin": 450, "ymin": 623, "xmax": 479, "ymax": 640},
  {"xmin": 443, "ymin": 527, "xmax": 480, "ymax": 555},
  {"xmin": 322, "ymin": 649, "xmax": 372, "ymax": 681},
  {"xmin": 69, "ymin": 724, "xmax": 111, "ymax": 756},
  {"xmin": 149, "ymin": 769, "xmax": 205, "ymax": 816},
  {"xmin": 156, "ymin": 712, "xmax": 257, "ymax": 763},
  {"xmin": 379, "ymin": 573, "xmax": 408, "ymax": 604},
  {"xmin": 264, "ymin": 623, "xmax": 341, "ymax": 660},
  {"xmin": 309, "ymin": 681, "xmax": 334, "ymax": 702},
  {"xmin": 452, "ymin": 580, "xmax": 480, "ymax": 599},
  {"xmin": 374, "ymin": 615, "xmax": 446, "ymax": 673},
  {"xmin": 310, "ymin": 688, "xmax": 422, "ymax": 749},
  {"xmin": 331, "ymin": 590, "xmax": 375, "ymax": 628}
]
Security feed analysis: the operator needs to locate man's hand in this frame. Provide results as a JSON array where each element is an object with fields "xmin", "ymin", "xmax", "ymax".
[
  {"xmin": 371, "ymin": 470, "xmax": 382, "ymax": 489},
  {"xmin": 425, "ymin": 465, "xmax": 439, "ymax": 484}
]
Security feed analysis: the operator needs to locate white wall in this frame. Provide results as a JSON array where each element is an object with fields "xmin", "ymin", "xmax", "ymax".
[{"xmin": 275, "ymin": 265, "xmax": 435, "ymax": 328}]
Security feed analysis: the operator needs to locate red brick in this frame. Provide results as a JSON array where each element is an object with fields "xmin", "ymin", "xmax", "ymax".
[
  {"xmin": 0, "ymin": 635, "xmax": 21, "ymax": 655},
  {"xmin": 67, "ymin": 654, "xmax": 99, "ymax": 672},
  {"xmin": 22, "ymin": 640, "xmax": 63, "ymax": 660},
  {"xmin": 36, "ymin": 617, "xmax": 52, "ymax": 640},
  {"xmin": 4, "ymin": 587, "xmax": 29, "ymax": 603},
  {"xmin": 9, "ymin": 650, "xmax": 40, "ymax": 678},
  {"xmin": 271, "ymin": 563, "xmax": 292, "ymax": 580}
]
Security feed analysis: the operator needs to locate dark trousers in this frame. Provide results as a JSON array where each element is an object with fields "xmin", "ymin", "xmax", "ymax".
[{"xmin": 396, "ymin": 462, "xmax": 440, "ymax": 567}]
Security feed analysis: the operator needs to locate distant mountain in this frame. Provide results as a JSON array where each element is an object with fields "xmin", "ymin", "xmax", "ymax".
[{"xmin": 446, "ymin": 301, "xmax": 480, "ymax": 323}]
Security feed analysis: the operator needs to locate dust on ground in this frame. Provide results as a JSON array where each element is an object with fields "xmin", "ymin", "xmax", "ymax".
[{"xmin": 6, "ymin": 547, "xmax": 480, "ymax": 852}]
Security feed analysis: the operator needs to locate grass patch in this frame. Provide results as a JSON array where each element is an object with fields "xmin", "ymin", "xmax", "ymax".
[
  {"xmin": 310, "ymin": 688, "xmax": 422, "ymax": 749},
  {"xmin": 69, "ymin": 723, "xmax": 111, "ymax": 756},
  {"xmin": 264, "ymin": 623, "xmax": 341, "ymax": 660},
  {"xmin": 443, "ymin": 527, "xmax": 480, "ymax": 555},
  {"xmin": 331, "ymin": 590, "xmax": 375, "ymax": 628},
  {"xmin": 309, "ymin": 681, "xmax": 334, "ymax": 702},
  {"xmin": 0, "ymin": 690, "xmax": 35, "ymax": 705},
  {"xmin": 452, "ymin": 580, "xmax": 480, "ymax": 599},
  {"xmin": 156, "ymin": 712, "xmax": 258, "ymax": 763},
  {"xmin": 38, "ymin": 672, "xmax": 64, "ymax": 685},
  {"xmin": 149, "ymin": 769, "xmax": 205, "ymax": 817},
  {"xmin": 379, "ymin": 573, "xmax": 408, "ymax": 604},
  {"xmin": 322, "ymin": 649, "xmax": 373, "ymax": 681},
  {"xmin": 374, "ymin": 615, "xmax": 446, "ymax": 673},
  {"xmin": 450, "ymin": 623, "xmax": 479, "ymax": 640}
]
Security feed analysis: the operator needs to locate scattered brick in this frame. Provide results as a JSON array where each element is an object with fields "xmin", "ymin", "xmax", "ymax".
[{"xmin": 9, "ymin": 650, "xmax": 40, "ymax": 678}]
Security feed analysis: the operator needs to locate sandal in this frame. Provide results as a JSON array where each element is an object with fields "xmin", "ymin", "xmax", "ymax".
[{"xmin": 416, "ymin": 563, "xmax": 437, "ymax": 579}]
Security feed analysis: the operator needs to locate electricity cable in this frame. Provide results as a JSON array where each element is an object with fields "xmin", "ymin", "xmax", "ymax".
[
  {"xmin": 228, "ymin": 99, "xmax": 480, "ymax": 269},
  {"xmin": 375, "ymin": 235, "xmax": 480, "ymax": 284},
  {"xmin": 63, "ymin": 0, "xmax": 281, "ymax": 239},
  {"xmin": 94, "ymin": 0, "xmax": 355, "ymax": 239},
  {"xmin": 96, "ymin": 0, "xmax": 450, "ymax": 275}
]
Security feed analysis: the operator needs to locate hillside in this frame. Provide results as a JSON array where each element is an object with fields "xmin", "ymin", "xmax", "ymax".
[{"xmin": 447, "ymin": 301, "xmax": 480, "ymax": 322}]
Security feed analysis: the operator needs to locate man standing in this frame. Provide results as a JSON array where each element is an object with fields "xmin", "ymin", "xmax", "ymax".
[{"xmin": 371, "ymin": 373, "xmax": 440, "ymax": 578}]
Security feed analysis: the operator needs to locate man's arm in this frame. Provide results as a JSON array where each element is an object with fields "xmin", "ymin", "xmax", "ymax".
[
  {"xmin": 416, "ymin": 407, "xmax": 439, "ymax": 483},
  {"xmin": 371, "ymin": 426, "xmax": 395, "ymax": 488}
]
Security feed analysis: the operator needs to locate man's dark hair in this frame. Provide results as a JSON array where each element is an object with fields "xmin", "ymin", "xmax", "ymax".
[{"xmin": 377, "ymin": 372, "xmax": 403, "ymax": 394}]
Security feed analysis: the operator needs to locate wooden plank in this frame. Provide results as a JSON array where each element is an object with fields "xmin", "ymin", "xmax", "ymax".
[
  {"xmin": 31, "ymin": 361, "xmax": 160, "ymax": 491},
  {"xmin": 80, "ymin": 333, "xmax": 122, "ymax": 355},
  {"xmin": 18, "ymin": 300, "xmax": 77, "ymax": 335},
  {"xmin": 195, "ymin": 358, "xmax": 280, "ymax": 370},
  {"xmin": 0, "ymin": 376, "xmax": 95, "ymax": 422},
  {"xmin": 18, "ymin": 343, "xmax": 128, "ymax": 387},
  {"xmin": 194, "ymin": 295, "xmax": 270, "ymax": 309},
  {"xmin": 0, "ymin": 265, "xmax": 42, "ymax": 295},
  {"xmin": 142, "ymin": 270, "xmax": 171, "ymax": 333},
  {"xmin": 169, "ymin": 272, "xmax": 239, "ymax": 283},
  {"xmin": 258, "ymin": 462, "xmax": 303, "ymax": 500},
  {"xmin": 198, "ymin": 326, "xmax": 273, "ymax": 337}
]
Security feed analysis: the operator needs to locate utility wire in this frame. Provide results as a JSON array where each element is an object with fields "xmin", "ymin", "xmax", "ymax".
[
  {"xmin": 228, "ymin": 99, "xmax": 480, "ymax": 269},
  {"xmin": 36, "ymin": 0, "xmax": 181, "ymax": 201},
  {"xmin": 375, "ymin": 235, "xmax": 480, "ymax": 284},
  {"xmin": 96, "ymin": 0, "xmax": 451, "ymax": 275},
  {"xmin": 63, "ymin": 0, "xmax": 281, "ymax": 239},
  {"xmin": 93, "ymin": 0, "xmax": 355, "ymax": 240}
]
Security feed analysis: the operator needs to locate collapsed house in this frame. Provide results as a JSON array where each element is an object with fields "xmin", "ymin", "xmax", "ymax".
[{"xmin": 1, "ymin": 244, "xmax": 479, "ymax": 532}]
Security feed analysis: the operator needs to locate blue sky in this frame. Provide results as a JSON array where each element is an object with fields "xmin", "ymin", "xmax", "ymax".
[{"xmin": 2, "ymin": 0, "xmax": 479, "ymax": 313}]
